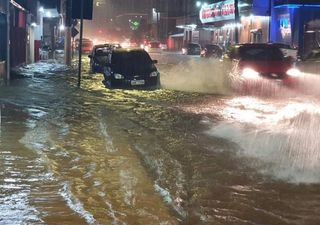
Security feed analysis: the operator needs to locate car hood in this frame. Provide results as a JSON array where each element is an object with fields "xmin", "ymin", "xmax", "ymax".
[{"xmin": 239, "ymin": 60, "xmax": 292, "ymax": 73}]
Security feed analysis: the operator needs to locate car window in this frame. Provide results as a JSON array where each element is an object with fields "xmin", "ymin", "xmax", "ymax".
[
  {"xmin": 111, "ymin": 51, "xmax": 154, "ymax": 74},
  {"xmin": 112, "ymin": 51, "xmax": 152, "ymax": 65},
  {"xmin": 95, "ymin": 47, "xmax": 110, "ymax": 56},
  {"xmin": 239, "ymin": 46, "xmax": 284, "ymax": 60},
  {"xmin": 188, "ymin": 44, "xmax": 200, "ymax": 48}
]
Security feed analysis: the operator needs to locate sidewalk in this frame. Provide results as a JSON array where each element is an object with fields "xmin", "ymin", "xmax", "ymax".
[{"xmin": 10, "ymin": 60, "xmax": 70, "ymax": 79}]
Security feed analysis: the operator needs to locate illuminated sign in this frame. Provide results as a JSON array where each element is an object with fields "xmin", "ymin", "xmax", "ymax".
[
  {"xmin": 279, "ymin": 15, "xmax": 291, "ymax": 41},
  {"xmin": 200, "ymin": 0, "xmax": 235, "ymax": 24},
  {"xmin": 274, "ymin": 0, "xmax": 320, "ymax": 6}
]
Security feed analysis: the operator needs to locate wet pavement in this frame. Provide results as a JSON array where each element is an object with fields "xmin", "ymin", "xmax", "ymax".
[{"xmin": 1, "ymin": 57, "xmax": 320, "ymax": 225}]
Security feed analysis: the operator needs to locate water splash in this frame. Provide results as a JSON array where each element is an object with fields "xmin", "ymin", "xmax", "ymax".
[
  {"xmin": 161, "ymin": 58, "xmax": 232, "ymax": 94},
  {"xmin": 205, "ymin": 97, "xmax": 320, "ymax": 183},
  {"xmin": 60, "ymin": 182, "xmax": 98, "ymax": 225}
]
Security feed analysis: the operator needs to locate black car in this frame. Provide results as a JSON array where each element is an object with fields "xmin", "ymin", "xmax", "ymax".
[
  {"xmin": 103, "ymin": 49, "xmax": 160, "ymax": 88},
  {"xmin": 89, "ymin": 44, "xmax": 121, "ymax": 73},
  {"xmin": 200, "ymin": 44, "xmax": 223, "ymax": 58},
  {"xmin": 182, "ymin": 43, "xmax": 201, "ymax": 55}
]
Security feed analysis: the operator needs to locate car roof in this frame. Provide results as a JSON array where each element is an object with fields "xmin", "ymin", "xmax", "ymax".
[
  {"xmin": 205, "ymin": 44, "xmax": 222, "ymax": 47},
  {"xmin": 94, "ymin": 44, "xmax": 113, "ymax": 48},
  {"xmin": 112, "ymin": 48, "xmax": 147, "ymax": 54}
]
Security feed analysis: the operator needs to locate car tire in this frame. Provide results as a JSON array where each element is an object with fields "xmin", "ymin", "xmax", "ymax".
[
  {"xmin": 90, "ymin": 66, "xmax": 95, "ymax": 74},
  {"xmin": 105, "ymin": 78, "xmax": 113, "ymax": 88},
  {"xmin": 151, "ymin": 76, "xmax": 161, "ymax": 90}
]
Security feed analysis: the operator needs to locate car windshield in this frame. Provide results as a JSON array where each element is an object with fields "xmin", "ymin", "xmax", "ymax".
[
  {"xmin": 111, "ymin": 50, "xmax": 153, "ymax": 74},
  {"xmin": 239, "ymin": 46, "xmax": 284, "ymax": 60},
  {"xmin": 189, "ymin": 44, "xmax": 200, "ymax": 48}
]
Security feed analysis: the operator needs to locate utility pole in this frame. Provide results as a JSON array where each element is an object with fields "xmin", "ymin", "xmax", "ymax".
[
  {"xmin": 6, "ymin": 0, "xmax": 10, "ymax": 83},
  {"xmin": 77, "ymin": 0, "xmax": 84, "ymax": 88},
  {"xmin": 63, "ymin": 0, "xmax": 72, "ymax": 66},
  {"xmin": 234, "ymin": 0, "xmax": 240, "ymax": 44}
]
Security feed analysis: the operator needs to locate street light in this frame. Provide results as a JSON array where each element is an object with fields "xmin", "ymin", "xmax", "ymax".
[
  {"xmin": 59, "ymin": 24, "xmax": 65, "ymax": 31},
  {"xmin": 196, "ymin": 1, "xmax": 208, "ymax": 8},
  {"xmin": 46, "ymin": 11, "xmax": 52, "ymax": 18}
]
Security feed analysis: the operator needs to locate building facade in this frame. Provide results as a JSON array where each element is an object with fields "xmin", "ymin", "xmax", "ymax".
[
  {"xmin": 199, "ymin": 0, "xmax": 270, "ymax": 49},
  {"xmin": 0, "ymin": 0, "xmax": 8, "ymax": 82},
  {"xmin": 270, "ymin": 0, "xmax": 320, "ymax": 58}
]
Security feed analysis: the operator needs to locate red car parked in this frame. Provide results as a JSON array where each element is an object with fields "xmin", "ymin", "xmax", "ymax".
[{"xmin": 227, "ymin": 43, "xmax": 300, "ymax": 87}]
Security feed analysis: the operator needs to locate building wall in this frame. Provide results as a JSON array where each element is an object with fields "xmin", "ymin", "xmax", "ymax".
[
  {"xmin": 240, "ymin": 15, "xmax": 269, "ymax": 43},
  {"xmin": 0, "ymin": 0, "xmax": 7, "ymax": 81},
  {"xmin": 10, "ymin": 5, "xmax": 27, "ymax": 67},
  {"xmin": 271, "ymin": 4, "xmax": 320, "ymax": 58}
]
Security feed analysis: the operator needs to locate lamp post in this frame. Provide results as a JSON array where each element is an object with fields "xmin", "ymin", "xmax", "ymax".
[
  {"xmin": 234, "ymin": 0, "xmax": 240, "ymax": 44},
  {"xmin": 6, "ymin": 0, "xmax": 10, "ymax": 83}
]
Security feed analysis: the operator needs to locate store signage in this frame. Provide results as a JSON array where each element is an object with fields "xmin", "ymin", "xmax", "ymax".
[
  {"xmin": 279, "ymin": 15, "xmax": 291, "ymax": 41},
  {"xmin": 274, "ymin": 0, "xmax": 320, "ymax": 6},
  {"xmin": 200, "ymin": 0, "xmax": 235, "ymax": 24}
]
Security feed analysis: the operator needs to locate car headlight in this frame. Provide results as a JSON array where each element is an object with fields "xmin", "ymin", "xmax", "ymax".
[
  {"xmin": 241, "ymin": 68, "xmax": 260, "ymax": 79},
  {"xmin": 150, "ymin": 71, "xmax": 158, "ymax": 77},
  {"xmin": 114, "ymin": 73, "xmax": 124, "ymax": 79},
  {"xmin": 286, "ymin": 68, "xmax": 301, "ymax": 77}
]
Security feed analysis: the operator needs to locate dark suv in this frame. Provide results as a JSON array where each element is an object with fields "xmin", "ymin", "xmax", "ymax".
[{"xmin": 103, "ymin": 49, "xmax": 160, "ymax": 88}]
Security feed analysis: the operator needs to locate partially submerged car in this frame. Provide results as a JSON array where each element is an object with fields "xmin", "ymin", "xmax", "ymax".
[
  {"xmin": 182, "ymin": 43, "xmax": 201, "ymax": 55},
  {"xmin": 145, "ymin": 41, "xmax": 162, "ymax": 53},
  {"xmin": 201, "ymin": 44, "xmax": 224, "ymax": 58},
  {"xmin": 75, "ymin": 38, "xmax": 94, "ymax": 54},
  {"xmin": 226, "ymin": 43, "xmax": 300, "ymax": 86},
  {"xmin": 89, "ymin": 44, "xmax": 122, "ymax": 73},
  {"xmin": 103, "ymin": 49, "xmax": 160, "ymax": 89}
]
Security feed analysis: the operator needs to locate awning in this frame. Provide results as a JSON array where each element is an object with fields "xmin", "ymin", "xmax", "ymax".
[{"xmin": 170, "ymin": 33, "xmax": 184, "ymax": 38}]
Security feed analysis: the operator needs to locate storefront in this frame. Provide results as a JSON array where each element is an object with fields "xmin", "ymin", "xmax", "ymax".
[
  {"xmin": 199, "ymin": 0, "xmax": 270, "ymax": 48},
  {"xmin": 270, "ymin": 0, "xmax": 320, "ymax": 58}
]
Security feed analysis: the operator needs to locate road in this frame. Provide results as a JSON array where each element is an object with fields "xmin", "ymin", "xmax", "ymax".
[{"xmin": 0, "ymin": 52, "xmax": 320, "ymax": 225}]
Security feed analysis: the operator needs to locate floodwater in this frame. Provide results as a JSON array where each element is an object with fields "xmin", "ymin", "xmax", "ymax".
[{"xmin": 1, "ymin": 57, "xmax": 320, "ymax": 225}]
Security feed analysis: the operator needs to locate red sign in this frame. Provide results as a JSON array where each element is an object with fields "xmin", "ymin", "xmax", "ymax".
[{"xmin": 200, "ymin": 0, "xmax": 235, "ymax": 24}]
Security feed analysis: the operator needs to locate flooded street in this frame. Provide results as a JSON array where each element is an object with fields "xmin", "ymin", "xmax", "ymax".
[{"xmin": 1, "ymin": 58, "xmax": 320, "ymax": 225}]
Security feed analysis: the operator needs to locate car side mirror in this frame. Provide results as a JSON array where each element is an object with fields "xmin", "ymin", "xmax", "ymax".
[{"xmin": 152, "ymin": 60, "xmax": 158, "ymax": 64}]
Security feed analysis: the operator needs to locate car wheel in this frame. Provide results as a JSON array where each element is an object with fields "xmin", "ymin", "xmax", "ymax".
[
  {"xmin": 105, "ymin": 78, "xmax": 113, "ymax": 88},
  {"xmin": 151, "ymin": 76, "xmax": 161, "ymax": 90}
]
